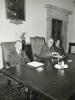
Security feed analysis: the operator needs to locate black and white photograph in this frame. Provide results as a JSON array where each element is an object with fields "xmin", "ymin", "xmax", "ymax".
[{"xmin": 0, "ymin": 0, "xmax": 75, "ymax": 100}]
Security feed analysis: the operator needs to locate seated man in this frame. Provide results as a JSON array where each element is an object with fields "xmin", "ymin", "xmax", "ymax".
[
  {"xmin": 40, "ymin": 38, "xmax": 56, "ymax": 57},
  {"xmin": 40, "ymin": 38, "xmax": 62, "ymax": 65},
  {"xmin": 54, "ymin": 39, "xmax": 65, "ymax": 56},
  {"xmin": 8, "ymin": 40, "xmax": 30, "ymax": 67}
]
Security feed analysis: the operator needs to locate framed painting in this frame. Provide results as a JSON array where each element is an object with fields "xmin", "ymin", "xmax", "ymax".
[{"xmin": 5, "ymin": 0, "xmax": 25, "ymax": 21}]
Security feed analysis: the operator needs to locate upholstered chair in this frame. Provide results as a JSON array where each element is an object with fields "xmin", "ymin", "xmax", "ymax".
[
  {"xmin": 30, "ymin": 36, "xmax": 45, "ymax": 61},
  {"xmin": 1, "ymin": 42, "xmax": 15, "ymax": 69}
]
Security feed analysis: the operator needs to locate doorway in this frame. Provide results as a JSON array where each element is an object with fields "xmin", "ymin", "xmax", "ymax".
[{"xmin": 51, "ymin": 18, "xmax": 63, "ymax": 42}]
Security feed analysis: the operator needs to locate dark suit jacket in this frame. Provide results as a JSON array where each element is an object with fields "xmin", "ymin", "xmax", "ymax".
[
  {"xmin": 40, "ymin": 42, "xmax": 55, "ymax": 57},
  {"xmin": 54, "ymin": 45, "xmax": 65, "ymax": 56},
  {"xmin": 9, "ymin": 47, "xmax": 30, "ymax": 67}
]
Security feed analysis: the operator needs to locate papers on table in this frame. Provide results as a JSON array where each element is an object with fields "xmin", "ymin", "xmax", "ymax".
[
  {"xmin": 36, "ymin": 67, "xmax": 43, "ymax": 72},
  {"xmin": 27, "ymin": 61, "xmax": 44, "ymax": 68},
  {"xmin": 67, "ymin": 59, "xmax": 72, "ymax": 62},
  {"xmin": 54, "ymin": 64, "xmax": 68, "ymax": 69}
]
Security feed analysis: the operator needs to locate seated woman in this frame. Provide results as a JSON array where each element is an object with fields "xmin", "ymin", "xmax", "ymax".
[
  {"xmin": 54, "ymin": 39, "xmax": 65, "ymax": 56},
  {"xmin": 8, "ymin": 40, "xmax": 30, "ymax": 67}
]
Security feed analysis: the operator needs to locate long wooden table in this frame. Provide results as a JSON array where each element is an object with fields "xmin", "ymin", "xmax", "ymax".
[{"xmin": 1, "ymin": 54, "xmax": 75, "ymax": 100}]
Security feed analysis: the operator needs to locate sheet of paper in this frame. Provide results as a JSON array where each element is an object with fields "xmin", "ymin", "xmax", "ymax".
[
  {"xmin": 67, "ymin": 60, "xmax": 72, "ymax": 62},
  {"xmin": 54, "ymin": 64, "xmax": 68, "ymax": 69},
  {"xmin": 27, "ymin": 61, "xmax": 44, "ymax": 68}
]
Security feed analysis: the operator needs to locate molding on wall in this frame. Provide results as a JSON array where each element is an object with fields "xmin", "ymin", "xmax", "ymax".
[
  {"xmin": 45, "ymin": 4, "xmax": 72, "ymax": 16},
  {"xmin": 45, "ymin": 4, "xmax": 72, "ymax": 22}
]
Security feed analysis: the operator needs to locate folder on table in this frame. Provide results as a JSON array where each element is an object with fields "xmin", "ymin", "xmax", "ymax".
[{"xmin": 27, "ymin": 61, "xmax": 44, "ymax": 68}]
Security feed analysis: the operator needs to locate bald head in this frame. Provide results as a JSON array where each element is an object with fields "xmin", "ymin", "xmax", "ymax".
[{"xmin": 47, "ymin": 38, "xmax": 54, "ymax": 48}]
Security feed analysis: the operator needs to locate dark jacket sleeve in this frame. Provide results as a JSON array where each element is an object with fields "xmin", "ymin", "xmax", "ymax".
[
  {"xmin": 9, "ymin": 52, "xmax": 17, "ymax": 67},
  {"xmin": 22, "ymin": 50, "xmax": 31, "ymax": 63},
  {"xmin": 40, "ymin": 43, "xmax": 53, "ymax": 57},
  {"xmin": 54, "ymin": 45, "xmax": 65, "ymax": 56}
]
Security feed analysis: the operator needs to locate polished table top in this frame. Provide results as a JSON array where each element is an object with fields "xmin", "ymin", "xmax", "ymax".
[{"xmin": 1, "ymin": 54, "xmax": 75, "ymax": 100}]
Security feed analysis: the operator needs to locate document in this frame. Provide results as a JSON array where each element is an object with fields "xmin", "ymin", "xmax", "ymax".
[
  {"xmin": 54, "ymin": 64, "xmax": 68, "ymax": 69},
  {"xmin": 27, "ymin": 61, "xmax": 44, "ymax": 68}
]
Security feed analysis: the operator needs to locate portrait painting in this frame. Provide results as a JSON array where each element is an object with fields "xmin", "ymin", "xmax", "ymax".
[{"xmin": 5, "ymin": 0, "xmax": 25, "ymax": 21}]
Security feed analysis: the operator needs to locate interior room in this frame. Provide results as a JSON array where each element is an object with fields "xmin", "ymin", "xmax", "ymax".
[
  {"xmin": 0, "ymin": 0, "xmax": 75, "ymax": 100},
  {"xmin": 0, "ymin": 0, "xmax": 74, "ymax": 68}
]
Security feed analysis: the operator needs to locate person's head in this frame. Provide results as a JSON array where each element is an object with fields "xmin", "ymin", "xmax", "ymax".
[
  {"xmin": 47, "ymin": 38, "xmax": 54, "ymax": 48},
  {"xmin": 55, "ymin": 39, "xmax": 60, "ymax": 47},
  {"xmin": 15, "ymin": 40, "xmax": 22, "ymax": 51}
]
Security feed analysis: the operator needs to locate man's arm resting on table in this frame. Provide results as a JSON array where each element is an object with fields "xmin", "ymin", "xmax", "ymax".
[
  {"xmin": 5, "ymin": 62, "xmax": 10, "ymax": 68},
  {"xmin": 9, "ymin": 53, "xmax": 16, "ymax": 67}
]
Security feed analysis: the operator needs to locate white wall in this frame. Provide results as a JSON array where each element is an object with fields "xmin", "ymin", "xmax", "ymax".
[
  {"xmin": 0, "ymin": 0, "xmax": 74, "ymax": 68},
  {"xmin": 0, "ymin": 0, "xmax": 74, "ymax": 42},
  {"xmin": 72, "ymin": 7, "xmax": 75, "ymax": 42}
]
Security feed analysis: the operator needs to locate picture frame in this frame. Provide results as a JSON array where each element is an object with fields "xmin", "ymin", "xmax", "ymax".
[{"xmin": 5, "ymin": 0, "xmax": 25, "ymax": 21}]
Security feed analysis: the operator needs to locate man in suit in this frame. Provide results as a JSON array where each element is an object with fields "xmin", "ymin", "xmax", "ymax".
[
  {"xmin": 39, "ymin": 38, "xmax": 60, "ymax": 65},
  {"xmin": 40, "ymin": 38, "xmax": 55, "ymax": 57},
  {"xmin": 9, "ymin": 40, "xmax": 30, "ymax": 67},
  {"xmin": 54, "ymin": 39, "xmax": 65, "ymax": 56}
]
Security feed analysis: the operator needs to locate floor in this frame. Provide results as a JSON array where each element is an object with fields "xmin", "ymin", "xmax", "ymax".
[
  {"xmin": 0, "ymin": 72, "xmax": 54, "ymax": 100},
  {"xmin": 0, "ymin": 72, "xmax": 27, "ymax": 100}
]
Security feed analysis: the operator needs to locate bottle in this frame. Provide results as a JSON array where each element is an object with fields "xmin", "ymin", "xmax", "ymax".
[
  {"xmin": 61, "ymin": 60, "xmax": 64, "ymax": 69},
  {"xmin": 58, "ymin": 57, "xmax": 60, "ymax": 64}
]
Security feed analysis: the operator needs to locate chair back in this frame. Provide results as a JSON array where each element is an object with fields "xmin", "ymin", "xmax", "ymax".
[
  {"xmin": 1, "ymin": 42, "xmax": 15, "ymax": 68},
  {"xmin": 68, "ymin": 42, "xmax": 75, "ymax": 54},
  {"xmin": 30, "ymin": 36, "xmax": 45, "ymax": 60},
  {"xmin": 24, "ymin": 44, "xmax": 33, "ymax": 61}
]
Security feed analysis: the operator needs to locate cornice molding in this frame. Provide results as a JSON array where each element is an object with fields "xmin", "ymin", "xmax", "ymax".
[{"xmin": 45, "ymin": 4, "xmax": 72, "ymax": 15}]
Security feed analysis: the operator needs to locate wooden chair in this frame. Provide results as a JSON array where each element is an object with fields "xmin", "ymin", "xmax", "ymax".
[
  {"xmin": 30, "ymin": 36, "xmax": 45, "ymax": 61},
  {"xmin": 1, "ymin": 42, "xmax": 15, "ymax": 69},
  {"xmin": 1, "ymin": 41, "xmax": 29, "ymax": 94},
  {"xmin": 68, "ymin": 42, "xmax": 75, "ymax": 53}
]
